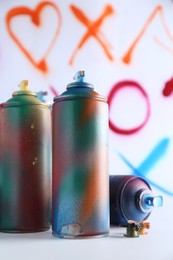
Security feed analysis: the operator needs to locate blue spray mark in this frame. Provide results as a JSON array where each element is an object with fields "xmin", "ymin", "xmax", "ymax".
[
  {"xmin": 136, "ymin": 138, "xmax": 170, "ymax": 177},
  {"xmin": 116, "ymin": 138, "xmax": 173, "ymax": 196}
]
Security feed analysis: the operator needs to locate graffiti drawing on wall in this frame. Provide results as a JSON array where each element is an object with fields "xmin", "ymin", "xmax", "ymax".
[{"xmin": 1, "ymin": 1, "xmax": 173, "ymax": 197}]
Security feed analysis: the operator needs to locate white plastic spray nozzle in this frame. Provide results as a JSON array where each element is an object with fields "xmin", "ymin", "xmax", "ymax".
[
  {"xmin": 19, "ymin": 80, "xmax": 30, "ymax": 91},
  {"xmin": 144, "ymin": 195, "xmax": 163, "ymax": 208},
  {"xmin": 73, "ymin": 71, "xmax": 85, "ymax": 82}
]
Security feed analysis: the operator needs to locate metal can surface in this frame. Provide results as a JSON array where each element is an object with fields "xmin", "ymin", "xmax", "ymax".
[
  {"xmin": 110, "ymin": 175, "xmax": 163, "ymax": 225},
  {"xmin": 0, "ymin": 81, "xmax": 51, "ymax": 232},
  {"xmin": 52, "ymin": 71, "xmax": 109, "ymax": 238}
]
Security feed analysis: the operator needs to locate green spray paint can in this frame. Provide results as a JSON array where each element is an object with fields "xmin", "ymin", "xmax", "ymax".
[
  {"xmin": 52, "ymin": 71, "xmax": 109, "ymax": 238},
  {"xmin": 0, "ymin": 80, "xmax": 51, "ymax": 232}
]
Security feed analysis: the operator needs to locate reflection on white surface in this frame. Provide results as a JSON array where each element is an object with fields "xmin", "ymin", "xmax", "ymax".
[{"xmin": 0, "ymin": 225, "xmax": 172, "ymax": 260}]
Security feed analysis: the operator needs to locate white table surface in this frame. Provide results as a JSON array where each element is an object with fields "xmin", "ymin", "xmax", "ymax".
[
  {"xmin": 0, "ymin": 216, "xmax": 172, "ymax": 260},
  {"xmin": 0, "ymin": 226, "xmax": 172, "ymax": 260},
  {"xmin": 1, "ymin": 195, "xmax": 172, "ymax": 260}
]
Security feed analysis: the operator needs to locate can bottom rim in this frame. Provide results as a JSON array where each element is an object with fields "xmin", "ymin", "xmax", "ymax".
[{"xmin": 52, "ymin": 232, "xmax": 109, "ymax": 239}]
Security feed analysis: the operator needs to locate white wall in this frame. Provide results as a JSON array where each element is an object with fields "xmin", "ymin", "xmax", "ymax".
[{"xmin": 1, "ymin": 0, "xmax": 173, "ymax": 224}]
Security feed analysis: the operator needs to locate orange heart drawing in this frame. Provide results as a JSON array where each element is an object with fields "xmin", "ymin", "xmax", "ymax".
[{"xmin": 6, "ymin": 2, "xmax": 61, "ymax": 73}]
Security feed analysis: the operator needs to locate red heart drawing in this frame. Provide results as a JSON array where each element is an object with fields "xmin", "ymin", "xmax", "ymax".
[{"xmin": 6, "ymin": 2, "xmax": 61, "ymax": 73}]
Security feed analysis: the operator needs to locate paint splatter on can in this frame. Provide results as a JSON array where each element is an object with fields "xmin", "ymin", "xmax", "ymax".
[
  {"xmin": 0, "ymin": 80, "xmax": 51, "ymax": 232},
  {"xmin": 52, "ymin": 71, "xmax": 109, "ymax": 238},
  {"xmin": 110, "ymin": 175, "xmax": 163, "ymax": 225}
]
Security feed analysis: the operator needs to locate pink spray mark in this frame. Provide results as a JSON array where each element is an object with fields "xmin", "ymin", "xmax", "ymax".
[
  {"xmin": 49, "ymin": 85, "xmax": 58, "ymax": 97},
  {"xmin": 107, "ymin": 80, "xmax": 150, "ymax": 135}
]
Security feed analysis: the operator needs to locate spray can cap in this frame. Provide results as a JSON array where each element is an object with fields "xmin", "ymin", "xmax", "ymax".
[
  {"xmin": 1, "ymin": 80, "xmax": 49, "ymax": 108},
  {"xmin": 12, "ymin": 80, "xmax": 37, "ymax": 97},
  {"xmin": 53, "ymin": 70, "xmax": 107, "ymax": 102}
]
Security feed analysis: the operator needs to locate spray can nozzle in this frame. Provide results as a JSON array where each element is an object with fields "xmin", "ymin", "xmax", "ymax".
[
  {"xmin": 73, "ymin": 71, "xmax": 85, "ymax": 82},
  {"xmin": 67, "ymin": 70, "xmax": 93, "ymax": 89},
  {"xmin": 19, "ymin": 80, "xmax": 30, "ymax": 91},
  {"xmin": 143, "ymin": 195, "xmax": 163, "ymax": 208},
  {"xmin": 137, "ymin": 189, "xmax": 163, "ymax": 213}
]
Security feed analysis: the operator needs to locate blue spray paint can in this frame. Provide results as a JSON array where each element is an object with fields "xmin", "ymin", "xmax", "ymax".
[
  {"xmin": 110, "ymin": 175, "xmax": 163, "ymax": 225},
  {"xmin": 52, "ymin": 71, "xmax": 109, "ymax": 238}
]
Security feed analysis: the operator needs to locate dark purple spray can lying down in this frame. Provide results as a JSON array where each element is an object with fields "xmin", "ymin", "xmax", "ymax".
[{"xmin": 110, "ymin": 175, "xmax": 163, "ymax": 225}]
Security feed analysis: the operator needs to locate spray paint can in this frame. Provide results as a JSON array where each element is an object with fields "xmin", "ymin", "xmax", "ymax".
[
  {"xmin": 52, "ymin": 71, "xmax": 109, "ymax": 238},
  {"xmin": 109, "ymin": 175, "xmax": 163, "ymax": 225},
  {"xmin": 0, "ymin": 80, "xmax": 51, "ymax": 232}
]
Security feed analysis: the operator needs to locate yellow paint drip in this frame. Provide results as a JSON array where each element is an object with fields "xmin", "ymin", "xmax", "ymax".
[{"xmin": 32, "ymin": 157, "xmax": 38, "ymax": 165}]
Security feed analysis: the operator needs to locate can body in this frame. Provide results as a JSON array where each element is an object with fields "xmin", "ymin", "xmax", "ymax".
[
  {"xmin": 109, "ymin": 175, "xmax": 152, "ymax": 225},
  {"xmin": 52, "ymin": 92, "xmax": 109, "ymax": 238},
  {"xmin": 0, "ymin": 103, "xmax": 51, "ymax": 232}
]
